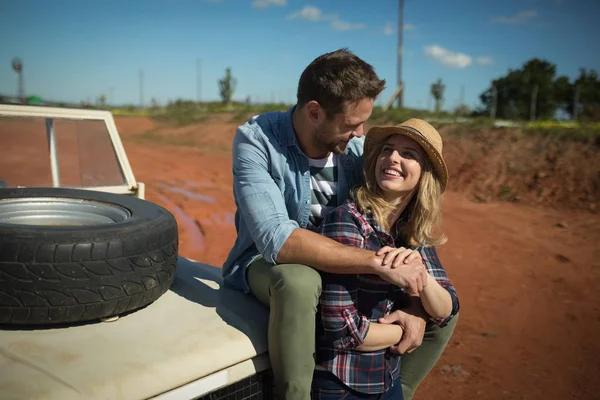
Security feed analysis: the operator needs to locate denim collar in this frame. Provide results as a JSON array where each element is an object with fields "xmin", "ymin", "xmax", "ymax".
[{"xmin": 279, "ymin": 105, "xmax": 299, "ymax": 148}]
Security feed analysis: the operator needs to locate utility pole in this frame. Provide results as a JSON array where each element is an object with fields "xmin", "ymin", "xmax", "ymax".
[
  {"xmin": 460, "ymin": 84, "xmax": 465, "ymax": 107},
  {"xmin": 139, "ymin": 70, "xmax": 144, "ymax": 108},
  {"xmin": 396, "ymin": 0, "xmax": 404, "ymax": 108},
  {"xmin": 196, "ymin": 59, "xmax": 202, "ymax": 105},
  {"xmin": 573, "ymin": 84, "xmax": 580, "ymax": 121},
  {"xmin": 491, "ymin": 85, "xmax": 497, "ymax": 119},
  {"xmin": 530, "ymin": 84, "xmax": 539, "ymax": 121}
]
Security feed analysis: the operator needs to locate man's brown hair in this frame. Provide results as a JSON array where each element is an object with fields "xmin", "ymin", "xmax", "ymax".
[{"xmin": 297, "ymin": 48, "xmax": 386, "ymax": 118}]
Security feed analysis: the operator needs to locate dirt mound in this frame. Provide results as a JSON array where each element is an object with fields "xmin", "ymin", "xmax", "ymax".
[
  {"xmin": 114, "ymin": 116, "xmax": 157, "ymax": 136},
  {"xmin": 440, "ymin": 126, "xmax": 599, "ymax": 213}
]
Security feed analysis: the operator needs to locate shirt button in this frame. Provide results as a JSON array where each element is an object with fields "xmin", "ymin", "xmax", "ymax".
[{"xmin": 306, "ymin": 200, "xmax": 310, "ymax": 204}]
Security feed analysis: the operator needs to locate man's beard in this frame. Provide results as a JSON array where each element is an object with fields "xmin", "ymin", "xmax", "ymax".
[
  {"xmin": 314, "ymin": 125, "xmax": 348, "ymax": 156},
  {"xmin": 330, "ymin": 141, "xmax": 348, "ymax": 155}
]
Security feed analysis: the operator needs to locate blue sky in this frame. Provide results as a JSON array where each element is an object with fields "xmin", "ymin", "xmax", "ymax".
[{"xmin": 1, "ymin": 0, "xmax": 598, "ymax": 111}]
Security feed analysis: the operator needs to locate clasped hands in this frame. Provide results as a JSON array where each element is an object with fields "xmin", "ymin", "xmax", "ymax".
[{"xmin": 375, "ymin": 246, "xmax": 429, "ymax": 355}]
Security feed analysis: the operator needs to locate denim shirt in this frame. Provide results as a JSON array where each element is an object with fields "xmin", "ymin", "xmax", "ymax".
[{"xmin": 222, "ymin": 106, "xmax": 365, "ymax": 292}]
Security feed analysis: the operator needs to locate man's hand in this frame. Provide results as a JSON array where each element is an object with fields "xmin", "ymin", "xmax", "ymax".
[
  {"xmin": 376, "ymin": 257, "xmax": 428, "ymax": 294},
  {"xmin": 378, "ymin": 309, "xmax": 427, "ymax": 354},
  {"xmin": 377, "ymin": 246, "xmax": 422, "ymax": 267}
]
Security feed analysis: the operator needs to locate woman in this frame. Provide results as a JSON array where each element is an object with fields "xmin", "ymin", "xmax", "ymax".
[{"xmin": 311, "ymin": 118, "xmax": 459, "ymax": 399}]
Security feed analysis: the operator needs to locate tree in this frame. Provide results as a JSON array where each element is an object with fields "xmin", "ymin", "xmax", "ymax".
[
  {"xmin": 430, "ymin": 78, "xmax": 445, "ymax": 113},
  {"xmin": 454, "ymin": 103, "xmax": 471, "ymax": 117},
  {"xmin": 218, "ymin": 67, "xmax": 237, "ymax": 107},
  {"xmin": 558, "ymin": 68, "xmax": 600, "ymax": 121},
  {"xmin": 478, "ymin": 58, "xmax": 571, "ymax": 120}
]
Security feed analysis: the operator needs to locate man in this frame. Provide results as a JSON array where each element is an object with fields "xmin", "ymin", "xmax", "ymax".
[{"xmin": 223, "ymin": 48, "xmax": 459, "ymax": 400}]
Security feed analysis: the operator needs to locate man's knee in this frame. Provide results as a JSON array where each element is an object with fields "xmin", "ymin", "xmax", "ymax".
[{"xmin": 269, "ymin": 263, "xmax": 322, "ymax": 307}]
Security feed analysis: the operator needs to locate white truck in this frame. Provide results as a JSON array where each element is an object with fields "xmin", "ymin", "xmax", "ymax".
[{"xmin": 0, "ymin": 104, "xmax": 272, "ymax": 400}]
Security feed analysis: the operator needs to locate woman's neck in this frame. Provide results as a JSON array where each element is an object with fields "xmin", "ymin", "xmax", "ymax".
[{"xmin": 383, "ymin": 195, "xmax": 412, "ymax": 235}]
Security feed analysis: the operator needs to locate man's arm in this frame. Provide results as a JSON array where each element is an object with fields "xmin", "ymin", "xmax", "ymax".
[
  {"xmin": 277, "ymin": 228, "xmax": 383, "ymax": 273},
  {"xmin": 232, "ymin": 125, "xmax": 299, "ymax": 264},
  {"xmin": 233, "ymin": 125, "xmax": 380, "ymax": 274}
]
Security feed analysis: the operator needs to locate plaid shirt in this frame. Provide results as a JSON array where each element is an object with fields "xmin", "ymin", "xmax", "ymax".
[{"xmin": 313, "ymin": 200, "xmax": 460, "ymax": 394}]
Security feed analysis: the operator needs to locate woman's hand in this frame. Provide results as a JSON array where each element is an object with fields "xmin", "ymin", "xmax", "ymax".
[{"xmin": 377, "ymin": 246, "xmax": 422, "ymax": 268}]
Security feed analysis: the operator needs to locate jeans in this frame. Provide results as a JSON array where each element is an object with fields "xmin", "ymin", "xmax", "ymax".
[
  {"xmin": 311, "ymin": 370, "xmax": 403, "ymax": 400},
  {"xmin": 247, "ymin": 258, "xmax": 459, "ymax": 400}
]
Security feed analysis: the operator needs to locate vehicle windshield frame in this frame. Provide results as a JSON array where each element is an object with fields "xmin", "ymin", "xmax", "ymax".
[{"xmin": 0, "ymin": 104, "xmax": 139, "ymax": 196}]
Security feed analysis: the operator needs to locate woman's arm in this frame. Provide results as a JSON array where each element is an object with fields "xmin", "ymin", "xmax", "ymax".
[
  {"xmin": 355, "ymin": 323, "xmax": 404, "ymax": 352},
  {"xmin": 419, "ymin": 246, "xmax": 459, "ymax": 324},
  {"xmin": 419, "ymin": 273, "xmax": 453, "ymax": 319}
]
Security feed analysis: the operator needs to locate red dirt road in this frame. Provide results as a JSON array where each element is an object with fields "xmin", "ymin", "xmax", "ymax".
[{"xmin": 114, "ymin": 116, "xmax": 600, "ymax": 400}]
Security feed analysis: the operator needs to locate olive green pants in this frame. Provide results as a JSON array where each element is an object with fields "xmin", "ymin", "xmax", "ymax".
[{"xmin": 247, "ymin": 258, "xmax": 458, "ymax": 400}]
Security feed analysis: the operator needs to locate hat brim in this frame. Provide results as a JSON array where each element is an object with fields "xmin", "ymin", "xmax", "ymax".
[{"xmin": 364, "ymin": 125, "xmax": 448, "ymax": 192}]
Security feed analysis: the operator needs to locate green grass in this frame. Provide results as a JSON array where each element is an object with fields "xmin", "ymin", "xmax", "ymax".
[{"xmin": 151, "ymin": 109, "xmax": 209, "ymax": 126}]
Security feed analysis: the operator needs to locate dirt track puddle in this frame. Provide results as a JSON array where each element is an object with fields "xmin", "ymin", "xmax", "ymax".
[
  {"xmin": 158, "ymin": 183, "xmax": 215, "ymax": 202},
  {"xmin": 158, "ymin": 195, "xmax": 204, "ymax": 251},
  {"xmin": 201, "ymin": 213, "xmax": 235, "ymax": 226}
]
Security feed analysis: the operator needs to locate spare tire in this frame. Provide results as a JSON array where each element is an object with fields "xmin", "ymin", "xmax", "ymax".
[{"xmin": 0, "ymin": 187, "xmax": 178, "ymax": 326}]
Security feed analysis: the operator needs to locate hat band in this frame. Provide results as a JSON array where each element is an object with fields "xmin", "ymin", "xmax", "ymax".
[{"xmin": 401, "ymin": 125, "xmax": 426, "ymax": 138}]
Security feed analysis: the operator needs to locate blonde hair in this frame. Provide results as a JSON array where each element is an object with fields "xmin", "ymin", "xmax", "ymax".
[{"xmin": 353, "ymin": 137, "xmax": 447, "ymax": 247}]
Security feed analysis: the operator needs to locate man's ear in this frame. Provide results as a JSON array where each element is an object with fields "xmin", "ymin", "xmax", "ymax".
[{"xmin": 305, "ymin": 101, "xmax": 323, "ymax": 125}]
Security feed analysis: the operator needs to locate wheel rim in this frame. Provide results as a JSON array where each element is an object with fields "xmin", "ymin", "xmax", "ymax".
[{"xmin": 0, "ymin": 197, "xmax": 131, "ymax": 226}]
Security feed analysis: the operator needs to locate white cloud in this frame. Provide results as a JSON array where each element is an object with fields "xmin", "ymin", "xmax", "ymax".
[
  {"xmin": 288, "ymin": 6, "xmax": 365, "ymax": 31},
  {"xmin": 424, "ymin": 45, "xmax": 472, "ymax": 69},
  {"xmin": 287, "ymin": 6, "xmax": 335, "ymax": 21},
  {"xmin": 383, "ymin": 22, "xmax": 394, "ymax": 35},
  {"xmin": 252, "ymin": 0, "xmax": 286, "ymax": 8},
  {"xmin": 492, "ymin": 10, "xmax": 538, "ymax": 24},
  {"xmin": 475, "ymin": 56, "xmax": 494, "ymax": 65},
  {"xmin": 331, "ymin": 19, "xmax": 366, "ymax": 31},
  {"xmin": 382, "ymin": 22, "xmax": 414, "ymax": 36}
]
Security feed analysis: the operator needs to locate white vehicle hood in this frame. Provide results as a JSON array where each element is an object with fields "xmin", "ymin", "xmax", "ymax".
[{"xmin": 0, "ymin": 257, "xmax": 269, "ymax": 400}]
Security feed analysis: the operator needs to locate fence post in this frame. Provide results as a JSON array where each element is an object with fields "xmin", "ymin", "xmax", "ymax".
[
  {"xmin": 491, "ymin": 85, "xmax": 497, "ymax": 119},
  {"xmin": 530, "ymin": 84, "xmax": 539, "ymax": 121},
  {"xmin": 573, "ymin": 84, "xmax": 580, "ymax": 121}
]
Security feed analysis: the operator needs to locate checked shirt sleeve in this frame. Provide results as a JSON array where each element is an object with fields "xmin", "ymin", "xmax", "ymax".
[
  {"xmin": 316, "ymin": 207, "xmax": 371, "ymax": 350},
  {"xmin": 418, "ymin": 246, "xmax": 460, "ymax": 327}
]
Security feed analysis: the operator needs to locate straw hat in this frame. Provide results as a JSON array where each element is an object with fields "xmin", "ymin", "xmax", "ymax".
[{"xmin": 364, "ymin": 118, "xmax": 448, "ymax": 192}]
